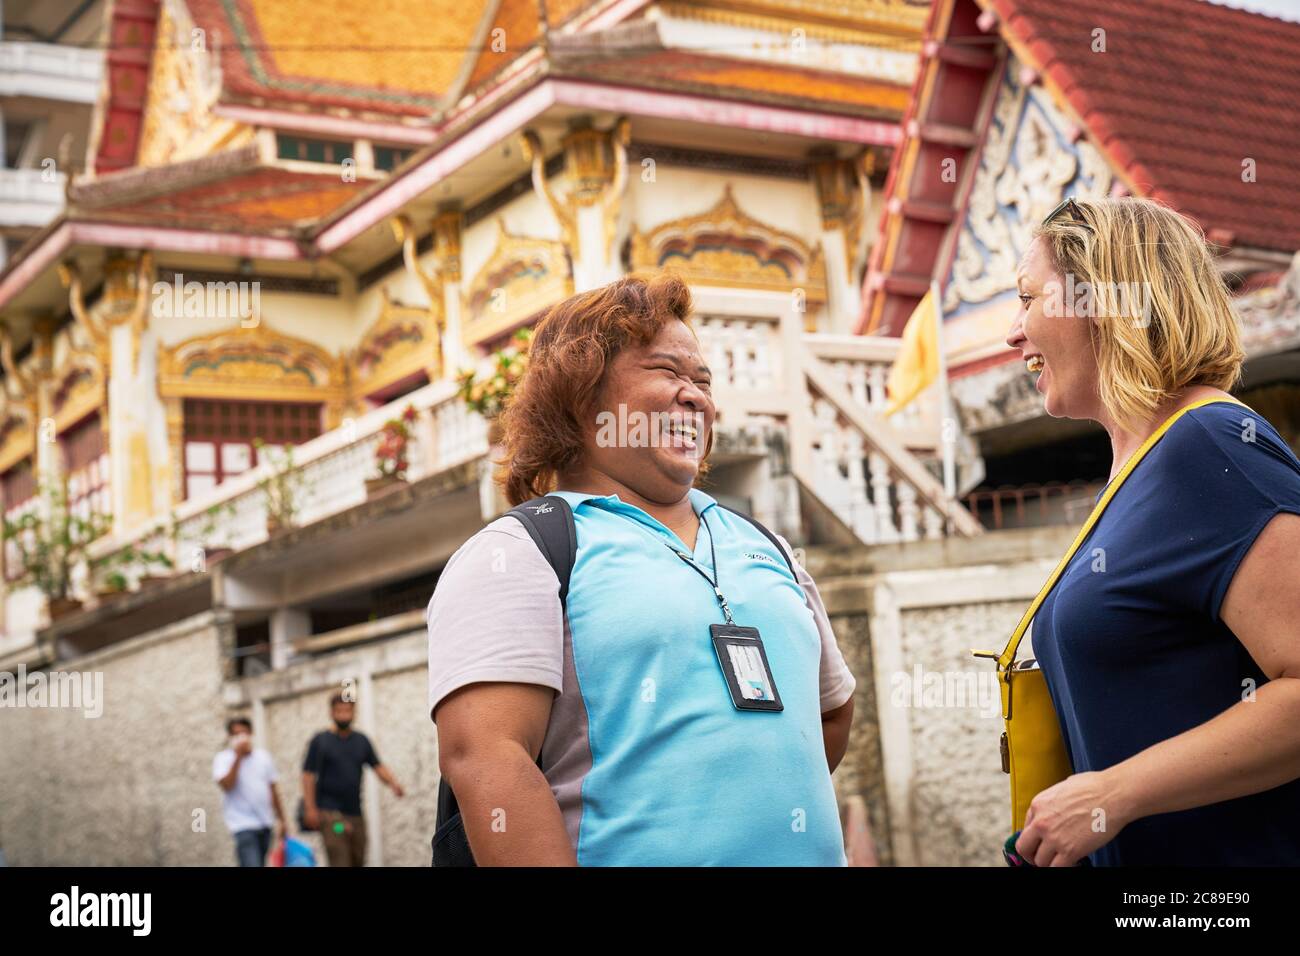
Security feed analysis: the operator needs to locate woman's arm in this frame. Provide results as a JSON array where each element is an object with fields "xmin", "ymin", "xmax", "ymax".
[
  {"xmin": 1017, "ymin": 512, "xmax": 1300, "ymax": 866},
  {"xmin": 821, "ymin": 697, "xmax": 854, "ymax": 772},
  {"xmin": 436, "ymin": 681, "xmax": 576, "ymax": 866}
]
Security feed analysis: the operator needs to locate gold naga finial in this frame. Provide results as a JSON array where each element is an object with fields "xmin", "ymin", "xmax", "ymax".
[
  {"xmin": 0, "ymin": 322, "xmax": 36, "ymax": 404},
  {"xmin": 390, "ymin": 214, "xmax": 445, "ymax": 309},
  {"xmin": 389, "ymin": 215, "xmax": 446, "ymax": 381},
  {"xmin": 59, "ymin": 259, "xmax": 110, "ymax": 360}
]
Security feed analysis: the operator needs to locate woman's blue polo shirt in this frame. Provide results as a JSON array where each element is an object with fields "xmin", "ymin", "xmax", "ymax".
[{"xmin": 428, "ymin": 486, "xmax": 856, "ymax": 866}]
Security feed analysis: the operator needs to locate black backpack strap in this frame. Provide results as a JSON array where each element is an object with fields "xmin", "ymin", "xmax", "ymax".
[
  {"xmin": 720, "ymin": 504, "xmax": 798, "ymax": 579},
  {"xmin": 505, "ymin": 495, "xmax": 578, "ymax": 607},
  {"xmin": 433, "ymin": 494, "xmax": 576, "ymax": 867}
]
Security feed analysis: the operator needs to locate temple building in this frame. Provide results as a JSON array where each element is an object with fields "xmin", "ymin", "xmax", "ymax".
[
  {"xmin": 0, "ymin": 1, "xmax": 106, "ymax": 266},
  {"xmin": 0, "ymin": 0, "xmax": 1297, "ymax": 866}
]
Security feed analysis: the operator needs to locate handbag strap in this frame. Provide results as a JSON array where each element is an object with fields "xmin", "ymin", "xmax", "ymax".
[{"xmin": 992, "ymin": 396, "xmax": 1245, "ymax": 670}]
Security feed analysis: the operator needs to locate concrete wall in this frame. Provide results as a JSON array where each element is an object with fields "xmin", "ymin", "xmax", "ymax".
[
  {"xmin": 812, "ymin": 525, "xmax": 1074, "ymax": 866},
  {"xmin": 0, "ymin": 613, "xmax": 229, "ymax": 866}
]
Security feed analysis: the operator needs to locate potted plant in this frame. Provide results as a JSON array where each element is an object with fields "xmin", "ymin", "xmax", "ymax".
[
  {"xmin": 188, "ymin": 503, "xmax": 237, "ymax": 568},
  {"xmin": 1, "ymin": 480, "xmax": 112, "ymax": 621},
  {"xmin": 367, "ymin": 404, "xmax": 417, "ymax": 498},
  {"xmin": 90, "ymin": 542, "xmax": 174, "ymax": 599},
  {"xmin": 254, "ymin": 440, "xmax": 308, "ymax": 536},
  {"xmin": 455, "ymin": 327, "xmax": 532, "ymax": 444}
]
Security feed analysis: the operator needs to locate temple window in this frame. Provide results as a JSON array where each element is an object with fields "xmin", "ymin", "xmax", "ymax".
[
  {"xmin": 373, "ymin": 146, "xmax": 413, "ymax": 172},
  {"xmin": 181, "ymin": 399, "xmax": 322, "ymax": 500},
  {"xmin": 59, "ymin": 415, "xmax": 110, "ymax": 525},
  {"xmin": 2, "ymin": 458, "xmax": 36, "ymax": 583},
  {"xmin": 276, "ymin": 135, "xmax": 354, "ymax": 165}
]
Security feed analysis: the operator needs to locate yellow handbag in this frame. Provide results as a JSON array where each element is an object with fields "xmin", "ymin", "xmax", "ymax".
[{"xmin": 973, "ymin": 396, "xmax": 1244, "ymax": 832}]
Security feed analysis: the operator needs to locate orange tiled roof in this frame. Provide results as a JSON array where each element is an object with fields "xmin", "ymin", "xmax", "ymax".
[
  {"xmin": 461, "ymin": 0, "xmax": 603, "ymax": 97},
  {"xmin": 555, "ymin": 49, "xmax": 912, "ymax": 118},
  {"xmin": 70, "ymin": 149, "xmax": 363, "ymax": 234},
  {"xmin": 186, "ymin": 0, "xmax": 487, "ymax": 117}
]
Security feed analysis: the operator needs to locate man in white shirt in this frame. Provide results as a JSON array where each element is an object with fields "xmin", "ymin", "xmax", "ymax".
[{"xmin": 213, "ymin": 717, "xmax": 287, "ymax": 866}]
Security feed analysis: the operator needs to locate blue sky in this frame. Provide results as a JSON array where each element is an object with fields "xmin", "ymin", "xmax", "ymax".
[{"xmin": 1203, "ymin": 0, "xmax": 1300, "ymax": 21}]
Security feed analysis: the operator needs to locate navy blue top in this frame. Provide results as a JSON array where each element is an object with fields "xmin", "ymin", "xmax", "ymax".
[{"xmin": 1034, "ymin": 401, "xmax": 1300, "ymax": 866}]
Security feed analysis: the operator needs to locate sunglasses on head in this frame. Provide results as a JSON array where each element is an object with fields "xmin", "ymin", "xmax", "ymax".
[{"xmin": 1042, "ymin": 196, "xmax": 1093, "ymax": 230}]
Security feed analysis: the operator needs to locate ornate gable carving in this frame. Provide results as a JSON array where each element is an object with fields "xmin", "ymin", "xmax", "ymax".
[
  {"xmin": 462, "ymin": 219, "xmax": 574, "ymax": 348},
  {"xmin": 629, "ymin": 184, "xmax": 826, "ymax": 298},
  {"xmin": 352, "ymin": 288, "xmax": 436, "ymax": 398},
  {"xmin": 158, "ymin": 323, "xmax": 345, "ymax": 403}
]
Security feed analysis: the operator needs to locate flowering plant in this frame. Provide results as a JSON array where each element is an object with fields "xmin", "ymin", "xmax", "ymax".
[
  {"xmin": 374, "ymin": 404, "xmax": 418, "ymax": 480},
  {"xmin": 455, "ymin": 327, "xmax": 532, "ymax": 419}
]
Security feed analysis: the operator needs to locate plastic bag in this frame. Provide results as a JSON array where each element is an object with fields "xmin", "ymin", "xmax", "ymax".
[{"xmin": 283, "ymin": 836, "xmax": 317, "ymax": 867}]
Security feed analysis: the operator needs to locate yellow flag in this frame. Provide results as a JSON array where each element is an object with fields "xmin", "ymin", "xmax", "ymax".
[{"xmin": 886, "ymin": 289, "xmax": 940, "ymax": 415}]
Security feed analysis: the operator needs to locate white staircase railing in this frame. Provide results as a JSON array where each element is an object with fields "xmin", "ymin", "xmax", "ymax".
[{"xmin": 695, "ymin": 312, "xmax": 979, "ymax": 544}]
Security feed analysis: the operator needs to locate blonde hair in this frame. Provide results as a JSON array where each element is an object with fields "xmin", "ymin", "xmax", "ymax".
[{"xmin": 1033, "ymin": 197, "xmax": 1244, "ymax": 431}]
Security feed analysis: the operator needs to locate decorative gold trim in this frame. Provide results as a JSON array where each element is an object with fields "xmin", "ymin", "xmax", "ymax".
[
  {"xmin": 520, "ymin": 118, "xmax": 630, "ymax": 265},
  {"xmin": 663, "ymin": 0, "xmax": 928, "ymax": 40},
  {"xmin": 102, "ymin": 253, "xmax": 154, "ymax": 373},
  {"xmin": 0, "ymin": 326, "xmax": 37, "ymax": 417},
  {"xmin": 391, "ymin": 212, "xmax": 453, "ymax": 379},
  {"xmin": 164, "ymin": 395, "xmax": 184, "ymax": 506},
  {"xmin": 0, "ymin": 391, "xmax": 34, "ymax": 476},
  {"xmin": 629, "ymin": 183, "xmax": 827, "ymax": 300},
  {"xmin": 520, "ymin": 129, "xmax": 578, "ymax": 251},
  {"xmin": 51, "ymin": 348, "xmax": 107, "ymax": 437},
  {"xmin": 158, "ymin": 322, "xmax": 346, "ymax": 403},
  {"xmin": 391, "ymin": 214, "xmax": 446, "ymax": 309},
  {"xmin": 351, "ymin": 288, "xmax": 436, "ymax": 399},
  {"xmin": 432, "ymin": 206, "xmax": 463, "ymax": 284},
  {"xmin": 462, "ymin": 219, "xmax": 574, "ymax": 348},
  {"xmin": 601, "ymin": 118, "xmax": 631, "ymax": 266},
  {"xmin": 58, "ymin": 260, "xmax": 110, "ymax": 369}
]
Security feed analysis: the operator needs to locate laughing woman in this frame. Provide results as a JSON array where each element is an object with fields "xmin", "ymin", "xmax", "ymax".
[{"xmin": 1005, "ymin": 197, "xmax": 1300, "ymax": 866}]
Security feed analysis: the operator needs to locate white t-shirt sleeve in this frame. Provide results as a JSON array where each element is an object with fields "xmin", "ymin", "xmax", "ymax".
[
  {"xmin": 426, "ymin": 516, "xmax": 566, "ymax": 721},
  {"xmin": 259, "ymin": 750, "xmax": 280, "ymax": 784},
  {"xmin": 777, "ymin": 534, "xmax": 856, "ymax": 713},
  {"xmin": 213, "ymin": 749, "xmax": 234, "ymax": 782}
]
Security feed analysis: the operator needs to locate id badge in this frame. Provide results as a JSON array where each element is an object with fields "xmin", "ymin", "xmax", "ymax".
[{"xmin": 710, "ymin": 623, "xmax": 783, "ymax": 712}]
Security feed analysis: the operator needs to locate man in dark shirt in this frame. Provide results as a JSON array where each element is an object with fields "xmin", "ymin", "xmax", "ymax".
[{"xmin": 302, "ymin": 694, "xmax": 404, "ymax": 866}]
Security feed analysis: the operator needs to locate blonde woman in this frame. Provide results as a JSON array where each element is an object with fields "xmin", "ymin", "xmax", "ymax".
[{"xmin": 1004, "ymin": 197, "xmax": 1300, "ymax": 866}]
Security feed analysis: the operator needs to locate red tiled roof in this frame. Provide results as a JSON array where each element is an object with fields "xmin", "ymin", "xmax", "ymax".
[
  {"xmin": 991, "ymin": 0, "xmax": 1300, "ymax": 253},
  {"xmin": 70, "ymin": 149, "xmax": 364, "ymax": 234}
]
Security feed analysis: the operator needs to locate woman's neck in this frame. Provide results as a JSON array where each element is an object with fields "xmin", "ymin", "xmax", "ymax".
[
  {"xmin": 1100, "ymin": 385, "xmax": 1231, "ymax": 482},
  {"xmin": 556, "ymin": 467, "xmax": 699, "ymax": 544}
]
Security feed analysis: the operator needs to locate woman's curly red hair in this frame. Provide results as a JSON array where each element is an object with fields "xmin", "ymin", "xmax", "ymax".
[{"xmin": 496, "ymin": 273, "xmax": 712, "ymax": 506}]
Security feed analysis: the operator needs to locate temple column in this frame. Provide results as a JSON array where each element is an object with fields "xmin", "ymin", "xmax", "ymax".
[
  {"xmin": 522, "ymin": 117, "xmax": 630, "ymax": 293},
  {"xmin": 812, "ymin": 153, "xmax": 873, "ymax": 336},
  {"xmin": 30, "ymin": 317, "xmax": 59, "ymax": 489},
  {"xmin": 98, "ymin": 254, "xmax": 162, "ymax": 533},
  {"xmin": 432, "ymin": 205, "xmax": 465, "ymax": 374}
]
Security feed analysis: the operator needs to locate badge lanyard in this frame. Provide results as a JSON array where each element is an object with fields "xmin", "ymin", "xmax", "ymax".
[
  {"xmin": 666, "ymin": 514, "xmax": 735, "ymax": 624},
  {"xmin": 621, "ymin": 508, "xmax": 784, "ymax": 712}
]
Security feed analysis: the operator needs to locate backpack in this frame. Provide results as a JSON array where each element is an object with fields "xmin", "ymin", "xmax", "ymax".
[{"xmin": 431, "ymin": 494, "xmax": 797, "ymax": 866}]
